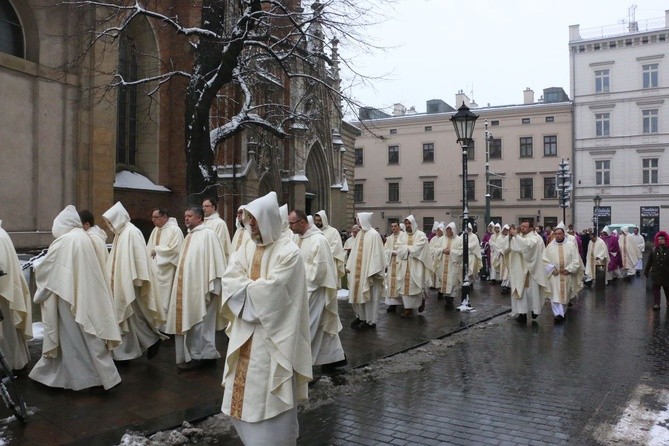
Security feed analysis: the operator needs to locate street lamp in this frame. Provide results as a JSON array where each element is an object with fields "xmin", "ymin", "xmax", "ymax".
[
  {"xmin": 450, "ymin": 102, "xmax": 478, "ymax": 312},
  {"xmin": 593, "ymin": 194, "xmax": 602, "ymax": 235}
]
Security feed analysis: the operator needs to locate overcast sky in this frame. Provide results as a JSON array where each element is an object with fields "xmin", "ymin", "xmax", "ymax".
[{"xmin": 339, "ymin": 0, "xmax": 668, "ymax": 115}]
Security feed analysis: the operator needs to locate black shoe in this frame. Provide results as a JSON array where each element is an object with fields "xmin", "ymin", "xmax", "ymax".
[
  {"xmin": 386, "ymin": 305, "xmax": 397, "ymax": 313},
  {"xmin": 516, "ymin": 313, "xmax": 527, "ymax": 323},
  {"xmin": 418, "ymin": 299, "xmax": 426, "ymax": 313},
  {"xmin": 636, "ymin": 271, "xmax": 641, "ymax": 277},
  {"xmin": 554, "ymin": 315, "xmax": 565, "ymax": 324},
  {"xmin": 350, "ymin": 318, "xmax": 364, "ymax": 328},
  {"xmin": 146, "ymin": 339, "xmax": 162, "ymax": 359},
  {"xmin": 531, "ymin": 312, "xmax": 539, "ymax": 320},
  {"xmin": 177, "ymin": 360, "xmax": 203, "ymax": 370},
  {"xmin": 501, "ymin": 286, "xmax": 510, "ymax": 295},
  {"xmin": 584, "ymin": 280, "xmax": 592, "ymax": 288}
]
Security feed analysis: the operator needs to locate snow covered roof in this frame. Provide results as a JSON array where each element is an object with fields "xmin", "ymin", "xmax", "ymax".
[{"xmin": 114, "ymin": 170, "xmax": 171, "ymax": 192}]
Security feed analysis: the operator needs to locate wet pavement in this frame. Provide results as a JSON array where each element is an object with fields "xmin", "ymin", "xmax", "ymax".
[{"xmin": 3, "ymin": 274, "xmax": 669, "ymax": 445}]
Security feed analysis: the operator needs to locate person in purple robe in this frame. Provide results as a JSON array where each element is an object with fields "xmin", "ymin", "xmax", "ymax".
[{"xmin": 601, "ymin": 226, "xmax": 621, "ymax": 283}]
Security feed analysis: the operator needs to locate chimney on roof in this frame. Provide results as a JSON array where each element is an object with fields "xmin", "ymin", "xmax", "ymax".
[
  {"xmin": 393, "ymin": 103, "xmax": 406, "ymax": 116},
  {"xmin": 455, "ymin": 90, "xmax": 470, "ymax": 108},
  {"xmin": 523, "ymin": 87, "xmax": 534, "ymax": 105}
]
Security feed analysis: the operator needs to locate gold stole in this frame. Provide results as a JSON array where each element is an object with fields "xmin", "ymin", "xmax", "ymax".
[
  {"xmin": 230, "ymin": 244, "xmax": 266, "ymax": 419},
  {"xmin": 174, "ymin": 233, "xmax": 193, "ymax": 334},
  {"xmin": 352, "ymin": 231, "xmax": 366, "ymax": 304},
  {"xmin": 235, "ymin": 231, "xmax": 244, "ymax": 250},
  {"xmin": 622, "ymin": 236, "xmax": 628, "ymax": 268},
  {"xmin": 403, "ymin": 234, "xmax": 414, "ymax": 295},
  {"xmin": 155, "ymin": 228, "xmax": 162, "ymax": 246},
  {"xmin": 557, "ymin": 244, "xmax": 566, "ymax": 301},
  {"xmin": 440, "ymin": 237, "xmax": 452, "ymax": 293},
  {"xmin": 389, "ymin": 235, "xmax": 398, "ymax": 296}
]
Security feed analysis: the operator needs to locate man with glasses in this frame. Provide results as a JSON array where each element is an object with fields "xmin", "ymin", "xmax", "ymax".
[{"xmin": 147, "ymin": 208, "xmax": 184, "ymax": 320}]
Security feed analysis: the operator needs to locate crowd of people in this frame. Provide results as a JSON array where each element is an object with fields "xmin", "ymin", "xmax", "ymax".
[{"xmin": 1, "ymin": 197, "xmax": 668, "ymax": 445}]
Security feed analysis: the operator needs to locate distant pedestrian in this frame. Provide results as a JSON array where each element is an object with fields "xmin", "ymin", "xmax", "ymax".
[
  {"xmin": 630, "ymin": 227, "xmax": 645, "ymax": 276},
  {"xmin": 644, "ymin": 231, "xmax": 669, "ymax": 311},
  {"xmin": 584, "ymin": 231, "xmax": 610, "ymax": 287},
  {"xmin": 619, "ymin": 226, "xmax": 642, "ymax": 281}
]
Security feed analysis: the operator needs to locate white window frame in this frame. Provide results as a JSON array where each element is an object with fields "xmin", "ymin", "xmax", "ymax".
[
  {"xmin": 595, "ymin": 69, "xmax": 610, "ymax": 93},
  {"xmin": 642, "ymin": 109, "xmax": 658, "ymax": 134},
  {"xmin": 595, "ymin": 113, "xmax": 610, "ymax": 137},
  {"xmin": 642, "ymin": 63, "xmax": 659, "ymax": 89},
  {"xmin": 595, "ymin": 160, "xmax": 611, "ymax": 185},
  {"xmin": 642, "ymin": 158, "xmax": 659, "ymax": 184}
]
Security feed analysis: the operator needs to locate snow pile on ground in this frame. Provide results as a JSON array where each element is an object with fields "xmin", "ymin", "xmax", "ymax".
[
  {"xmin": 336, "ymin": 289, "xmax": 349, "ymax": 300},
  {"xmin": 593, "ymin": 383, "xmax": 669, "ymax": 445},
  {"xmin": 119, "ymin": 418, "xmax": 235, "ymax": 445},
  {"xmin": 31, "ymin": 322, "xmax": 44, "ymax": 341}
]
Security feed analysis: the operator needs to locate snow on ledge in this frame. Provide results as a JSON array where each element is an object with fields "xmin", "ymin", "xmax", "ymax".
[{"xmin": 114, "ymin": 170, "xmax": 171, "ymax": 192}]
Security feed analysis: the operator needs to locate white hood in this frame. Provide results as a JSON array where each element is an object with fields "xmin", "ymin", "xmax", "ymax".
[
  {"xmin": 52, "ymin": 205, "xmax": 82, "ymax": 239},
  {"xmin": 316, "ymin": 210, "xmax": 331, "ymax": 229},
  {"xmin": 404, "ymin": 214, "xmax": 418, "ymax": 233},
  {"xmin": 357, "ymin": 212, "xmax": 373, "ymax": 231},
  {"xmin": 244, "ymin": 192, "xmax": 282, "ymax": 246},
  {"xmin": 235, "ymin": 205, "xmax": 245, "ymax": 231},
  {"xmin": 102, "ymin": 201, "xmax": 131, "ymax": 235},
  {"xmin": 279, "ymin": 204, "xmax": 289, "ymax": 231}
]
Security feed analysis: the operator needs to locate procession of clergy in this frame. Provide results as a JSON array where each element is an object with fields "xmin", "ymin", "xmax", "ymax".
[{"xmin": 0, "ymin": 191, "xmax": 645, "ymax": 445}]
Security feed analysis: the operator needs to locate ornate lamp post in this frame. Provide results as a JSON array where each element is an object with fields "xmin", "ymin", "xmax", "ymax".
[
  {"xmin": 450, "ymin": 102, "xmax": 479, "ymax": 312},
  {"xmin": 593, "ymin": 194, "xmax": 602, "ymax": 235}
]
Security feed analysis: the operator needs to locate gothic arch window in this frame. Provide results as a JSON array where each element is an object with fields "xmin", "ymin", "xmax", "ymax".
[
  {"xmin": 305, "ymin": 143, "xmax": 330, "ymax": 214},
  {"xmin": 0, "ymin": 1, "xmax": 24, "ymax": 58},
  {"xmin": 116, "ymin": 34, "xmax": 139, "ymax": 166},
  {"xmin": 114, "ymin": 17, "xmax": 160, "ymax": 181}
]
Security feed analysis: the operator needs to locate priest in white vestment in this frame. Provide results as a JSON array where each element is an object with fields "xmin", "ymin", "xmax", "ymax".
[
  {"xmin": 347, "ymin": 213, "xmax": 386, "ymax": 329},
  {"xmin": 384, "ymin": 221, "xmax": 403, "ymax": 313},
  {"xmin": 78, "ymin": 209, "xmax": 110, "ymax": 273},
  {"xmin": 203, "ymin": 197, "xmax": 233, "ymax": 260},
  {"xmin": 435, "ymin": 222, "xmax": 461, "ymax": 308},
  {"xmin": 619, "ymin": 226, "xmax": 642, "ymax": 280},
  {"xmin": 488, "ymin": 223, "xmax": 502, "ymax": 282},
  {"xmin": 103, "ymin": 202, "xmax": 165, "ymax": 361},
  {"xmin": 279, "ymin": 204, "xmax": 294, "ymax": 240},
  {"xmin": 493, "ymin": 225, "xmax": 512, "ymax": 294},
  {"xmin": 506, "ymin": 221, "xmax": 550, "ymax": 323},
  {"xmin": 466, "ymin": 224, "xmax": 483, "ymax": 280},
  {"xmin": 165, "ymin": 206, "xmax": 226, "ymax": 369},
  {"xmin": 543, "ymin": 227, "xmax": 583, "ymax": 323},
  {"xmin": 0, "ymin": 220, "xmax": 32, "ymax": 371},
  {"xmin": 314, "ymin": 210, "xmax": 347, "ymax": 283},
  {"xmin": 29, "ymin": 206, "xmax": 121, "ymax": 390},
  {"xmin": 231, "ymin": 206, "xmax": 251, "ymax": 253},
  {"xmin": 343, "ymin": 225, "xmax": 359, "ymax": 260},
  {"xmin": 395, "ymin": 215, "xmax": 432, "ymax": 318},
  {"xmin": 428, "ymin": 223, "xmax": 443, "ymax": 288},
  {"xmin": 220, "ymin": 192, "xmax": 312, "ymax": 446},
  {"xmin": 290, "ymin": 210, "xmax": 346, "ymax": 372},
  {"xmin": 630, "ymin": 227, "xmax": 645, "ymax": 275},
  {"xmin": 584, "ymin": 231, "xmax": 610, "ymax": 287},
  {"xmin": 147, "ymin": 209, "xmax": 184, "ymax": 318}
]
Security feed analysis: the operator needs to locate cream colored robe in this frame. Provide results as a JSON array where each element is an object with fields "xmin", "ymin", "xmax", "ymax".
[
  {"xmin": 204, "ymin": 212, "xmax": 232, "ymax": 260},
  {"xmin": 507, "ymin": 231, "xmax": 550, "ymax": 315},
  {"xmin": 543, "ymin": 239, "xmax": 583, "ymax": 304},
  {"xmin": 297, "ymin": 226, "xmax": 345, "ymax": 366},
  {"xmin": 220, "ymin": 192, "xmax": 311, "ymax": 425},
  {"xmin": 467, "ymin": 231, "xmax": 483, "ymax": 278},
  {"xmin": 0, "ymin": 220, "xmax": 32, "ymax": 370},
  {"xmin": 428, "ymin": 235, "xmax": 441, "ymax": 287},
  {"xmin": 396, "ymin": 227, "xmax": 433, "ymax": 298},
  {"xmin": 30, "ymin": 206, "xmax": 121, "ymax": 390},
  {"xmin": 315, "ymin": 211, "xmax": 346, "ymax": 280},
  {"xmin": 231, "ymin": 225, "xmax": 251, "ymax": 253},
  {"xmin": 585, "ymin": 237, "xmax": 610, "ymax": 283},
  {"xmin": 165, "ymin": 224, "xmax": 226, "ymax": 334},
  {"xmin": 86, "ymin": 225, "xmax": 109, "ymax": 275},
  {"xmin": 384, "ymin": 232, "xmax": 403, "ymax": 305},
  {"xmin": 147, "ymin": 217, "xmax": 184, "ymax": 316},
  {"xmin": 435, "ymin": 234, "xmax": 459, "ymax": 295},
  {"xmin": 618, "ymin": 230, "xmax": 642, "ymax": 275},
  {"xmin": 103, "ymin": 202, "xmax": 164, "ymax": 360}
]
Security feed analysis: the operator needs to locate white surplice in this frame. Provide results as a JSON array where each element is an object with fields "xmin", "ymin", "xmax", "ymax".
[{"xmin": 147, "ymin": 217, "xmax": 184, "ymax": 316}]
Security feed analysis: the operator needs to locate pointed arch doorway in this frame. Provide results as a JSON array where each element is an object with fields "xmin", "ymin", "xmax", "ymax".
[{"xmin": 305, "ymin": 143, "xmax": 330, "ymax": 216}]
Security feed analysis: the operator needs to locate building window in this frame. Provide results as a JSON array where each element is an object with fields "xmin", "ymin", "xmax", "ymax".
[
  {"xmin": 521, "ymin": 118, "xmax": 531, "ymax": 124},
  {"xmin": 424, "ymin": 126, "xmax": 432, "ymax": 132},
  {"xmin": 388, "ymin": 145, "xmax": 399, "ymax": 164},
  {"xmin": 491, "ymin": 120, "xmax": 499, "ymax": 126},
  {"xmin": 595, "ymin": 113, "xmax": 610, "ymax": 137},
  {"xmin": 467, "ymin": 139, "xmax": 475, "ymax": 160},
  {"xmin": 388, "ymin": 182, "xmax": 400, "ymax": 202},
  {"xmin": 389, "ymin": 128, "xmax": 397, "ymax": 135},
  {"xmin": 642, "ymin": 63, "xmax": 659, "ymax": 88},
  {"xmin": 543, "ymin": 135, "xmax": 557, "ymax": 157},
  {"xmin": 490, "ymin": 178, "xmax": 503, "ymax": 200},
  {"xmin": 545, "ymin": 116, "xmax": 555, "ymax": 123},
  {"xmin": 422, "ymin": 143, "xmax": 434, "ymax": 162},
  {"xmin": 423, "ymin": 181, "xmax": 434, "ymax": 201},
  {"xmin": 595, "ymin": 69, "xmax": 610, "ymax": 93},
  {"xmin": 423, "ymin": 217, "xmax": 434, "ymax": 234},
  {"xmin": 544, "ymin": 177, "xmax": 557, "ymax": 198},
  {"xmin": 0, "ymin": 2, "xmax": 24, "ymax": 58},
  {"xmin": 354, "ymin": 148, "xmax": 363, "ymax": 166},
  {"xmin": 643, "ymin": 158, "xmax": 659, "ymax": 184},
  {"xmin": 642, "ymin": 109, "xmax": 658, "ymax": 134},
  {"xmin": 489, "ymin": 138, "xmax": 502, "ymax": 159},
  {"xmin": 467, "ymin": 179, "xmax": 475, "ymax": 201},
  {"xmin": 116, "ymin": 34, "xmax": 139, "ymax": 166},
  {"xmin": 519, "ymin": 137, "xmax": 533, "ymax": 158},
  {"xmin": 354, "ymin": 183, "xmax": 364, "ymax": 203},
  {"xmin": 595, "ymin": 160, "xmax": 610, "ymax": 185},
  {"xmin": 520, "ymin": 178, "xmax": 533, "ymax": 199}
]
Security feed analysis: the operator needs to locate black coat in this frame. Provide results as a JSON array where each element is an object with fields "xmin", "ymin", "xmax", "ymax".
[{"xmin": 645, "ymin": 245, "xmax": 669, "ymax": 287}]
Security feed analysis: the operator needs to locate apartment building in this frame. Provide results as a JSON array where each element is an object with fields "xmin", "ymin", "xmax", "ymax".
[
  {"xmin": 570, "ymin": 10, "xmax": 669, "ymax": 239},
  {"xmin": 353, "ymin": 89, "xmax": 573, "ymax": 235}
]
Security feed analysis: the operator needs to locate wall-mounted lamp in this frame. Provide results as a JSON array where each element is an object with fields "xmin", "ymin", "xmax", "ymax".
[{"xmin": 381, "ymin": 211, "xmax": 385, "ymax": 219}]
